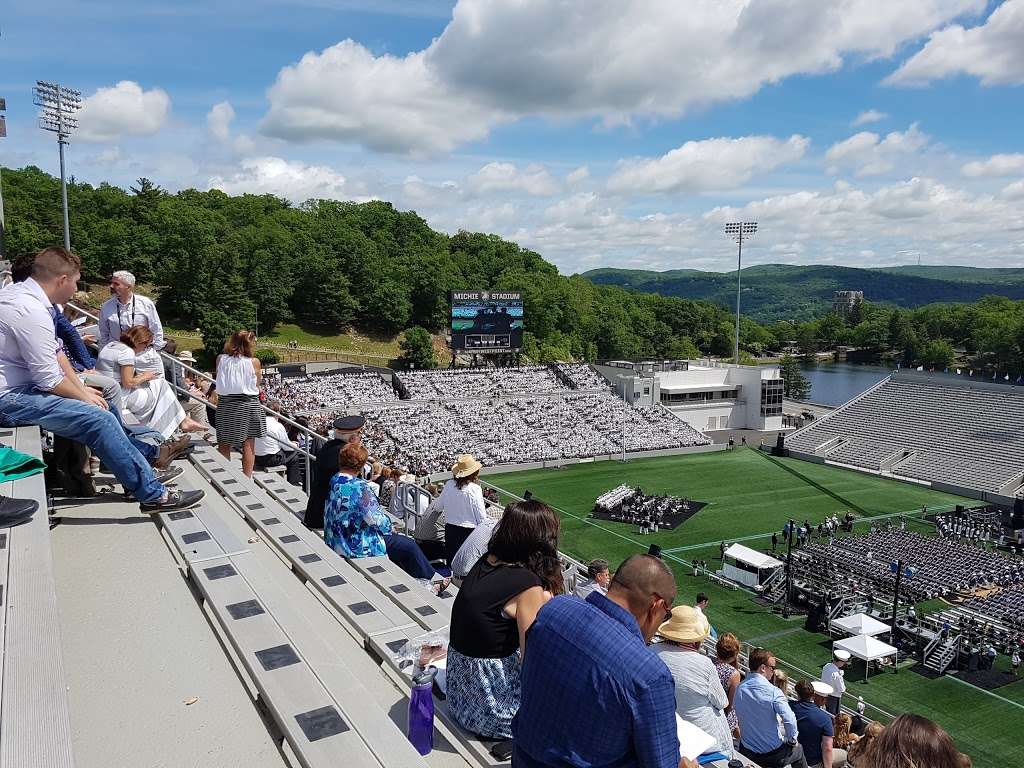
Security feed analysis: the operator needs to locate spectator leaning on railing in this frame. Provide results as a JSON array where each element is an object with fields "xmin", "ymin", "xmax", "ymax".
[{"xmin": 0, "ymin": 247, "xmax": 202, "ymax": 514}]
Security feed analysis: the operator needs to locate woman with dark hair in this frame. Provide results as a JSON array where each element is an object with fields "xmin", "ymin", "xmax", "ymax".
[
  {"xmin": 445, "ymin": 500, "xmax": 563, "ymax": 740},
  {"xmin": 215, "ymin": 330, "xmax": 265, "ymax": 477},
  {"xmin": 861, "ymin": 714, "xmax": 962, "ymax": 768},
  {"xmin": 324, "ymin": 442, "xmax": 449, "ymax": 591}
]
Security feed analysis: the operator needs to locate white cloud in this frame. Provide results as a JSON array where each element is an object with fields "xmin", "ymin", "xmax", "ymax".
[
  {"xmin": 77, "ymin": 81, "xmax": 171, "ymax": 143},
  {"xmin": 207, "ymin": 101, "xmax": 235, "ymax": 142},
  {"xmin": 607, "ymin": 134, "xmax": 809, "ymax": 195},
  {"xmin": 825, "ymin": 124, "xmax": 929, "ymax": 176},
  {"xmin": 207, "ymin": 156, "xmax": 365, "ymax": 202},
  {"xmin": 887, "ymin": 0, "xmax": 1024, "ymax": 86},
  {"xmin": 467, "ymin": 162, "xmax": 560, "ymax": 196},
  {"xmin": 961, "ymin": 153, "xmax": 1024, "ymax": 178},
  {"xmin": 566, "ymin": 166, "xmax": 590, "ymax": 185},
  {"xmin": 260, "ymin": 0, "xmax": 982, "ymax": 154},
  {"xmin": 852, "ymin": 109, "xmax": 888, "ymax": 126},
  {"xmin": 1002, "ymin": 180, "xmax": 1024, "ymax": 200}
]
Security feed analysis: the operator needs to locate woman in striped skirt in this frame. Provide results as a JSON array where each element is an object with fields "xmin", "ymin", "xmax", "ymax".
[{"xmin": 215, "ymin": 330, "xmax": 266, "ymax": 477}]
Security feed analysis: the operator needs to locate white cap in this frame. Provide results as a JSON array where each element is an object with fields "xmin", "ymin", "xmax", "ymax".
[
  {"xmin": 812, "ymin": 681, "xmax": 834, "ymax": 697},
  {"xmin": 834, "ymin": 650, "xmax": 852, "ymax": 661}
]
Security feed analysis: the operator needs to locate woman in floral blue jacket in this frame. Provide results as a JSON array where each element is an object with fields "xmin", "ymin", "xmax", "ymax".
[{"xmin": 325, "ymin": 441, "xmax": 448, "ymax": 590}]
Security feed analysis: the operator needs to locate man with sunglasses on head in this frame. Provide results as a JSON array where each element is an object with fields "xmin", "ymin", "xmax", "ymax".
[
  {"xmin": 733, "ymin": 647, "xmax": 808, "ymax": 767},
  {"xmin": 513, "ymin": 554, "xmax": 698, "ymax": 768}
]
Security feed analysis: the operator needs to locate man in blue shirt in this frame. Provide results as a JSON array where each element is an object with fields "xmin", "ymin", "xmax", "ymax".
[
  {"xmin": 513, "ymin": 554, "xmax": 697, "ymax": 768},
  {"xmin": 792, "ymin": 680, "xmax": 844, "ymax": 768},
  {"xmin": 733, "ymin": 647, "xmax": 808, "ymax": 767}
]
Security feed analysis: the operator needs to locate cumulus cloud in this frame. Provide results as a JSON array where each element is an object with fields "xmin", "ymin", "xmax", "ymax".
[
  {"xmin": 207, "ymin": 101, "xmax": 236, "ymax": 142},
  {"xmin": 261, "ymin": 0, "xmax": 982, "ymax": 154},
  {"xmin": 1003, "ymin": 180, "xmax": 1024, "ymax": 200},
  {"xmin": 961, "ymin": 153, "xmax": 1024, "ymax": 177},
  {"xmin": 207, "ymin": 156, "xmax": 366, "ymax": 203},
  {"xmin": 607, "ymin": 134, "xmax": 809, "ymax": 195},
  {"xmin": 887, "ymin": 0, "xmax": 1024, "ymax": 86},
  {"xmin": 77, "ymin": 81, "xmax": 171, "ymax": 143},
  {"xmin": 853, "ymin": 109, "xmax": 888, "ymax": 126},
  {"xmin": 825, "ymin": 124, "xmax": 929, "ymax": 176},
  {"xmin": 467, "ymin": 162, "xmax": 560, "ymax": 196}
]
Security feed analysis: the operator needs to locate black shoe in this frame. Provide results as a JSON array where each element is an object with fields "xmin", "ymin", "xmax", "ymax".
[
  {"xmin": 0, "ymin": 495, "xmax": 38, "ymax": 529},
  {"xmin": 155, "ymin": 466, "xmax": 184, "ymax": 484},
  {"xmin": 140, "ymin": 488, "xmax": 205, "ymax": 514}
]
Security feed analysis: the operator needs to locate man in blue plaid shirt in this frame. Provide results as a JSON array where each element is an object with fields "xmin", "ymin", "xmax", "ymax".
[{"xmin": 512, "ymin": 554, "xmax": 698, "ymax": 768}]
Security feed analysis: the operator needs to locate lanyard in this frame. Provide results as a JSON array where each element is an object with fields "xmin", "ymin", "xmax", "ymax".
[{"xmin": 117, "ymin": 296, "xmax": 137, "ymax": 332}]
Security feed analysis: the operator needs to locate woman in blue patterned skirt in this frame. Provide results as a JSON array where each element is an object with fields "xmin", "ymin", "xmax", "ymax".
[{"xmin": 446, "ymin": 500, "xmax": 564, "ymax": 740}]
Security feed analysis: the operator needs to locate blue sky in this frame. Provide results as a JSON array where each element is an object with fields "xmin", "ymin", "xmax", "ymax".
[{"xmin": 2, "ymin": 0, "xmax": 1023, "ymax": 274}]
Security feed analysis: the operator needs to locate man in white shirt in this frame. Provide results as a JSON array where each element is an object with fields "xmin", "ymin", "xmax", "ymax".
[
  {"xmin": 253, "ymin": 401, "xmax": 302, "ymax": 486},
  {"xmin": 821, "ymin": 649, "xmax": 849, "ymax": 715},
  {"xmin": 0, "ymin": 248, "xmax": 202, "ymax": 514},
  {"xmin": 450, "ymin": 516, "xmax": 498, "ymax": 580},
  {"xmin": 98, "ymin": 270, "xmax": 166, "ymax": 350},
  {"xmin": 574, "ymin": 558, "xmax": 611, "ymax": 600}
]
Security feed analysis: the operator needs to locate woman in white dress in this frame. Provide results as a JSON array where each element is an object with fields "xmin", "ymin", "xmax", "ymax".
[{"xmin": 95, "ymin": 325, "xmax": 206, "ymax": 439}]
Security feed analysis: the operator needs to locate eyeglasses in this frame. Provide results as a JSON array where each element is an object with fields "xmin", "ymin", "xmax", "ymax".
[{"xmin": 614, "ymin": 576, "xmax": 674, "ymax": 622}]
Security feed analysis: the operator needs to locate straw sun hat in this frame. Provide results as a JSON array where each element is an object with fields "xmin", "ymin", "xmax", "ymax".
[
  {"xmin": 451, "ymin": 454, "xmax": 483, "ymax": 479},
  {"xmin": 658, "ymin": 605, "xmax": 711, "ymax": 644}
]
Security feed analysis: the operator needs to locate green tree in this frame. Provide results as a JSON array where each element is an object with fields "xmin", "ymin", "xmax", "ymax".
[
  {"xmin": 919, "ymin": 339, "xmax": 955, "ymax": 369},
  {"xmin": 779, "ymin": 354, "xmax": 811, "ymax": 400},
  {"xmin": 398, "ymin": 327, "xmax": 437, "ymax": 370}
]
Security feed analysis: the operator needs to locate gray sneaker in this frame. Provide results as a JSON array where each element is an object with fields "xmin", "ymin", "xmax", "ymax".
[{"xmin": 140, "ymin": 488, "xmax": 205, "ymax": 514}]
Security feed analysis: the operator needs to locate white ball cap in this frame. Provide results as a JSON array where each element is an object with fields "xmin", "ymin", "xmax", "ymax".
[
  {"xmin": 812, "ymin": 681, "xmax": 834, "ymax": 697},
  {"xmin": 834, "ymin": 650, "xmax": 852, "ymax": 661}
]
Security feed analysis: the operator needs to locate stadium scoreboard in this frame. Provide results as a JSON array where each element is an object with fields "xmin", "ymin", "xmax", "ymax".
[{"xmin": 450, "ymin": 290, "xmax": 524, "ymax": 351}]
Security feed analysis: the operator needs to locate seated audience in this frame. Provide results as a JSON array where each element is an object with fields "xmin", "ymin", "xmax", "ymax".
[
  {"xmin": 792, "ymin": 679, "xmax": 845, "ymax": 768},
  {"xmin": 846, "ymin": 722, "xmax": 882, "ymax": 767},
  {"xmin": 254, "ymin": 399, "xmax": 303, "ymax": 486},
  {"xmin": 323, "ymin": 442, "xmax": 448, "ymax": 592},
  {"xmin": 574, "ymin": 558, "xmax": 611, "ymax": 599},
  {"xmin": 733, "ymin": 647, "xmax": 808, "ymax": 767},
  {"xmin": 413, "ymin": 489, "xmax": 446, "ymax": 562},
  {"xmin": 713, "ymin": 633, "xmax": 743, "ymax": 738},
  {"xmin": 450, "ymin": 515, "xmax": 498, "ymax": 579},
  {"xmin": 447, "ymin": 500, "xmax": 562, "ymax": 740},
  {"xmin": 514, "ymin": 554, "xmax": 698, "ymax": 768},
  {"xmin": 0, "ymin": 247, "xmax": 201, "ymax": 513},
  {"xmin": 655, "ymin": 605, "xmax": 733, "ymax": 758},
  {"xmin": 859, "ymin": 714, "xmax": 961, "ymax": 768},
  {"xmin": 436, "ymin": 454, "xmax": 488, "ymax": 563},
  {"xmin": 96, "ymin": 326, "xmax": 206, "ymax": 438}
]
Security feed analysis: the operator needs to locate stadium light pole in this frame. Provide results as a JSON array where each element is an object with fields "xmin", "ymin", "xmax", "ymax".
[
  {"xmin": 724, "ymin": 222, "xmax": 758, "ymax": 366},
  {"xmin": 33, "ymin": 81, "xmax": 82, "ymax": 250}
]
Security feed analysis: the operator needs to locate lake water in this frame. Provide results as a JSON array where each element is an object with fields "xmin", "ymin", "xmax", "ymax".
[{"xmin": 798, "ymin": 361, "xmax": 894, "ymax": 407}]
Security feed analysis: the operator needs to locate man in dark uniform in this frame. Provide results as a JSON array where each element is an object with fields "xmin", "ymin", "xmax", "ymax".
[{"xmin": 303, "ymin": 414, "xmax": 365, "ymax": 530}]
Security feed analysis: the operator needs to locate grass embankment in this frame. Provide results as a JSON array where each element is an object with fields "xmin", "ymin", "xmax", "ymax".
[{"xmin": 485, "ymin": 449, "xmax": 1024, "ymax": 768}]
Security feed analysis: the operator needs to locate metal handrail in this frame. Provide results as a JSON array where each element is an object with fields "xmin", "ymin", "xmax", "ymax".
[{"xmin": 67, "ymin": 300, "xmax": 323, "ymax": 491}]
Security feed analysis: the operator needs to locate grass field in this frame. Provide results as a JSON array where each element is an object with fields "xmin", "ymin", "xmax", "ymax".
[{"xmin": 485, "ymin": 448, "xmax": 1024, "ymax": 768}]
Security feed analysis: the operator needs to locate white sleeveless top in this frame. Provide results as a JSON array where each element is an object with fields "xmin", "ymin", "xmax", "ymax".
[{"xmin": 216, "ymin": 354, "xmax": 258, "ymax": 395}]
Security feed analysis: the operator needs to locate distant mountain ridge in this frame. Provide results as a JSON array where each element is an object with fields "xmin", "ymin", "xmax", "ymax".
[{"xmin": 581, "ymin": 264, "xmax": 1024, "ymax": 322}]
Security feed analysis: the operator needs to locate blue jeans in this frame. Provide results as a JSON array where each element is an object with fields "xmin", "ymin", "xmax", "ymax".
[
  {"xmin": 383, "ymin": 534, "xmax": 436, "ymax": 580},
  {"xmin": 0, "ymin": 388, "xmax": 165, "ymax": 502}
]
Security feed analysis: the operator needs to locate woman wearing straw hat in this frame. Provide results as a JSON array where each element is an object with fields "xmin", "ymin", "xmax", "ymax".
[
  {"xmin": 434, "ymin": 454, "xmax": 488, "ymax": 565},
  {"xmin": 655, "ymin": 605, "xmax": 734, "ymax": 759}
]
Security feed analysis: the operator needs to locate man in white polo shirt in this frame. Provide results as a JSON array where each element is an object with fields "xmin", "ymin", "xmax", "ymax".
[{"xmin": 253, "ymin": 400, "xmax": 302, "ymax": 486}]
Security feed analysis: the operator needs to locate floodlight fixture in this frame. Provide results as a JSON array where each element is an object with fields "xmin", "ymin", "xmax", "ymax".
[
  {"xmin": 33, "ymin": 80, "xmax": 82, "ymax": 249},
  {"xmin": 723, "ymin": 221, "xmax": 758, "ymax": 365}
]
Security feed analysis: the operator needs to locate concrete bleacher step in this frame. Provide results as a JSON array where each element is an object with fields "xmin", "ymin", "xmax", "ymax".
[
  {"xmin": 156, "ymin": 469, "xmax": 431, "ymax": 768},
  {"xmin": 0, "ymin": 426, "xmax": 75, "ymax": 768}
]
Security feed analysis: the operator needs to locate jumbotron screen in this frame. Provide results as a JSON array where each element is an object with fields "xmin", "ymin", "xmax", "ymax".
[{"xmin": 450, "ymin": 290, "xmax": 524, "ymax": 351}]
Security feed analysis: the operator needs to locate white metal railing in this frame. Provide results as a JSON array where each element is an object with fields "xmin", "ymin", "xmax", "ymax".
[{"xmin": 67, "ymin": 301, "xmax": 322, "ymax": 493}]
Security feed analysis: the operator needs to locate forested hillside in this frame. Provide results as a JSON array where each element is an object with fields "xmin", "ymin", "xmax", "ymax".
[{"xmin": 584, "ymin": 264, "xmax": 1024, "ymax": 323}]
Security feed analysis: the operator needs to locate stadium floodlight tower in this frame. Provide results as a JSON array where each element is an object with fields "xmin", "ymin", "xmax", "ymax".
[
  {"xmin": 724, "ymin": 221, "xmax": 757, "ymax": 365},
  {"xmin": 33, "ymin": 80, "xmax": 82, "ymax": 250}
]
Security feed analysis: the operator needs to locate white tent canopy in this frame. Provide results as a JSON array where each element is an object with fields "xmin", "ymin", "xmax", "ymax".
[
  {"xmin": 724, "ymin": 543, "xmax": 783, "ymax": 570},
  {"xmin": 833, "ymin": 634, "xmax": 899, "ymax": 681},
  {"xmin": 831, "ymin": 613, "xmax": 890, "ymax": 637}
]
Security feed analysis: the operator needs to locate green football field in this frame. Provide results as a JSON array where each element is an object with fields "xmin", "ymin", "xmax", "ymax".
[{"xmin": 484, "ymin": 448, "xmax": 1024, "ymax": 768}]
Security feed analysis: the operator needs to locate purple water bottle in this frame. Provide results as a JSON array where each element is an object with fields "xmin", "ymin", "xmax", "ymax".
[{"xmin": 408, "ymin": 666, "xmax": 436, "ymax": 755}]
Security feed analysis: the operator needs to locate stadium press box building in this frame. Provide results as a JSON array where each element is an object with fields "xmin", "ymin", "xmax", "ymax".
[{"xmin": 594, "ymin": 359, "xmax": 784, "ymax": 434}]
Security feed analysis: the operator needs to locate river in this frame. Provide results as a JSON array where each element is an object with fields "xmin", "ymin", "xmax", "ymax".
[{"xmin": 798, "ymin": 361, "xmax": 895, "ymax": 407}]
